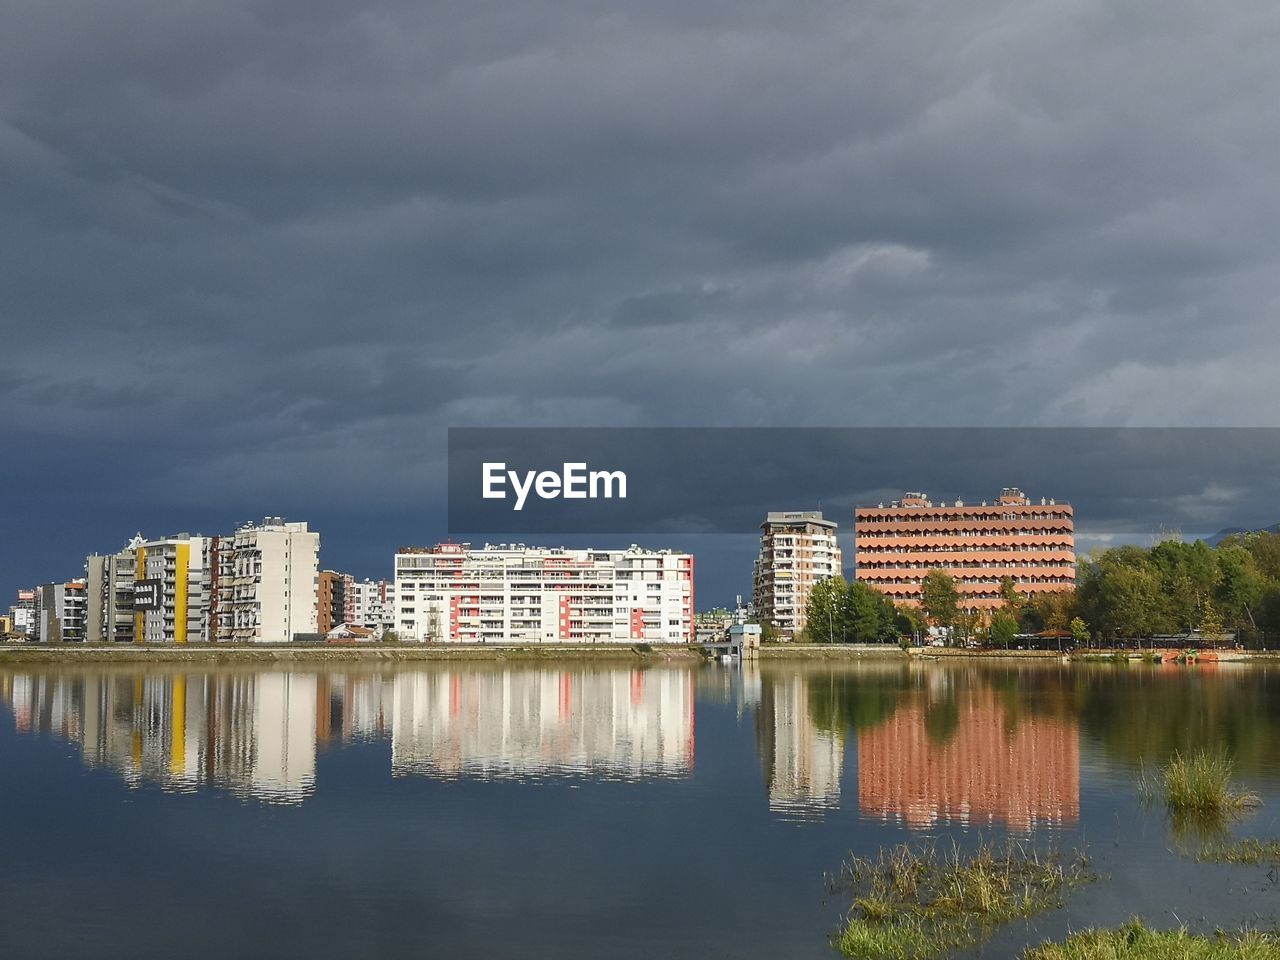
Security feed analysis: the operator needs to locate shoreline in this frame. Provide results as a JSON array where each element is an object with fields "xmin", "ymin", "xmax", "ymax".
[
  {"xmin": 0, "ymin": 642, "xmax": 910, "ymax": 665},
  {"xmin": 2, "ymin": 643, "xmax": 1274, "ymax": 665}
]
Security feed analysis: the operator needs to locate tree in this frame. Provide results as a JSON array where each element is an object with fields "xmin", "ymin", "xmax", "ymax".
[
  {"xmin": 999, "ymin": 576, "xmax": 1024, "ymax": 613},
  {"xmin": 805, "ymin": 576, "xmax": 849, "ymax": 644},
  {"xmin": 1069, "ymin": 617, "xmax": 1089, "ymax": 649},
  {"xmin": 1198, "ymin": 600, "xmax": 1227, "ymax": 647},
  {"xmin": 894, "ymin": 603, "xmax": 926, "ymax": 643},
  {"xmin": 1078, "ymin": 548, "xmax": 1168, "ymax": 641},
  {"xmin": 921, "ymin": 570, "xmax": 959, "ymax": 641},
  {"xmin": 844, "ymin": 581, "xmax": 897, "ymax": 643},
  {"xmin": 989, "ymin": 609, "xmax": 1019, "ymax": 649},
  {"xmin": 1215, "ymin": 543, "xmax": 1265, "ymax": 632},
  {"xmin": 757, "ymin": 621, "xmax": 781, "ymax": 644}
]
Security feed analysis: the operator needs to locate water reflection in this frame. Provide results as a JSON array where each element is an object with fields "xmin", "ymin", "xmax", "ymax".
[
  {"xmin": 390, "ymin": 669, "xmax": 694, "ymax": 780},
  {"xmin": 756, "ymin": 671, "xmax": 845, "ymax": 819},
  {"xmin": 5, "ymin": 660, "xmax": 1277, "ymax": 823},
  {"xmin": 857, "ymin": 685, "xmax": 1079, "ymax": 831},
  {"xmin": 1, "ymin": 670, "xmax": 323, "ymax": 802},
  {"xmin": 0, "ymin": 666, "xmax": 695, "ymax": 802}
]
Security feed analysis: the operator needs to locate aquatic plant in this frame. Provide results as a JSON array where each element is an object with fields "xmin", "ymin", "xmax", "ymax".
[
  {"xmin": 1022, "ymin": 919, "xmax": 1280, "ymax": 959},
  {"xmin": 1139, "ymin": 750, "xmax": 1261, "ymax": 816},
  {"xmin": 1192, "ymin": 837, "xmax": 1280, "ymax": 866},
  {"xmin": 829, "ymin": 839, "xmax": 1092, "ymax": 960}
]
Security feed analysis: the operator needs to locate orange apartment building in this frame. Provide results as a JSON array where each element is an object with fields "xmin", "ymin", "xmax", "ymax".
[{"xmin": 854, "ymin": 488, "xmax": 1074, "ymax": 614}]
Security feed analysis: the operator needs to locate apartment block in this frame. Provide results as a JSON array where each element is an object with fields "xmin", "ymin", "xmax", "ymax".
[
  {"xmin": 86, "ymin": 546, "xmax": 137, "ymax": 643},
  {"xmin": 9, "ymin": 589, "xmax": 36, "ymax": 637},
  {"xmin": 87, "ymin": 534, "xmax": 216, "ymax": 643},
  {"xmin": 854, "ymin": 488, "xmax": 1075, "ymax": 614},
  {"xmin": 33, "ymin": 579, "xmax": 87, "ymax": 642},
  {"xmin": 752, "ymin": 511, "xmax": 843, "ymax": 638},
  {"xmin": 351, "ymin": 579, "xmax": 394, "ymax": 633},
  {"xmin": 216, "ymin": 519, "xmax": 320, "ymax": 643},
  {"xmin": 392, "ymin": 543, "xmax": 694, "ymax": 643},
  {"xmin": 318, "ymin": 570, "xmax": 356, "ymax": 634}
]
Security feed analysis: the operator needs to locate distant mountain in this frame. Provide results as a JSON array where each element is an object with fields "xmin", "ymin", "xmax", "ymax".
[{"xmin": 1202, "ymin": 523, "xmax": 1280, "ymax": 547}]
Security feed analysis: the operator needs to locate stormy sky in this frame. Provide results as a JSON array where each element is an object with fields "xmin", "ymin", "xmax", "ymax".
[{"xmin": 3, "ymin": 0, "xmax": 1279, "ymax": 605}]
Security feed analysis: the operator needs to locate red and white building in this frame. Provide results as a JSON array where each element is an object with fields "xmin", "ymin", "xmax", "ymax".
[{"xmin": 392, "ymin": 543, "xmax": 694, "ymax": 643}]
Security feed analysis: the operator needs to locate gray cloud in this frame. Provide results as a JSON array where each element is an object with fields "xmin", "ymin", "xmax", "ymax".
[{"xmin": 2, "ymin": 0, "xmax": 1279, "ymax": 596}]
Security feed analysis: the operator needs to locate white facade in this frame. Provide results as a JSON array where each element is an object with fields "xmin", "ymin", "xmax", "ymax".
[
  {"xmin": 351, "ymin": 578, "xmax": 395, "ymax": 633},
  {"xmin": 392, "ymin": 543, "xmax": 694, "ymax": 643},
  {"xmin": 216, "ymin": 519, "xmax": 319, "ymax": 643}
]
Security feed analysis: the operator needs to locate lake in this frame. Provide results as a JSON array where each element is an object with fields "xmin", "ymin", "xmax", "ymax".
[{"xmin": 3, "ymin": 659, "xmax": 1280, "ymax": 959}]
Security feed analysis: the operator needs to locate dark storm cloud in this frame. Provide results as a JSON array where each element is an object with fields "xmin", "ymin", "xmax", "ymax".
[{"xmin": 2, "ymin": 0, "xmax": 1279, "ymax": 598}]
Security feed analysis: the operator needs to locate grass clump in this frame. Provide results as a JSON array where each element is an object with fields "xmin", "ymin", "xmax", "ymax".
[
  {"xmin": 829, "ymin": 839, "xmax": 1093, "ymax": 960},
  {"xmin": 1137, "ymin": 750, "xmax": 1260, "ymax": 816},
  {"xmin": 1022, "ymin": 919, "xmax": 1280, "ymax": 959},
  {"xmin": 1193, "ymin": 837, "xmax": 1280, "ymax": 866}
]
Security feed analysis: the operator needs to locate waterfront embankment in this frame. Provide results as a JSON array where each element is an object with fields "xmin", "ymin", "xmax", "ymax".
[
  {"xmin": 0, "ymin": 641, "xmax": 910, "ymax": 665},
  {"xmin": 6, "ymin": 642, "xmax": 1275, "ymax": 665}
]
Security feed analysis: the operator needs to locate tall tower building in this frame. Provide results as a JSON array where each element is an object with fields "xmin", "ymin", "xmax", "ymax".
[
  {"xmin": 854, "ymin": 488, "xmax": 1074, "ymax": 615},
  {"xmin": 752, "ymin": 511, "xmax": 842, "ymax": 638}
]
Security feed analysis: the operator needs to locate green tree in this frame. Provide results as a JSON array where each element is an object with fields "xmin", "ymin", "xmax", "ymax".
[
  {"xmin": 1198, "ymin": 600, "xmax": 1227, "ymax": 646},
  {"xmin": 844, "ymin": 581, "xmax": 898, "ymax": 643},
  {"xmin": 1069, "ymin": 617, "xmax": 1090, "ymax": 648},
  {"xmin": 999, "ymin": 576, "xmax": 1024, "ymax": 613},
  {"xmin": 1222, "ymin": 530, "xmax": 1280, "ymax": 583},
  {"xmin": 1078, "ymin": 548, "xmax": 1169, "ymax": 640},
  {"xmin": 989, "ymin": 609, "xmax": 1019, "ymax": 649},
  {"xmin": 1215, "ymin": 543, "xmax": 1265, "ymax": 632},
  {"xmin": 805, "ymin": 576, "xmax": 849, "ymax": 644},
  {"xmin": 894, "ymin": 603, "xmax": 926, "ymax": 643},
  {"xmin": 921, "ymin": 570, "xmax": 959, "ymax": 641}
]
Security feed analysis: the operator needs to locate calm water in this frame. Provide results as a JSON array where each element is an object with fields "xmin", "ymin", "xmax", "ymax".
[{"xmin": 3, "ymin": 660, "xmax": 1280, "ymax": 959}]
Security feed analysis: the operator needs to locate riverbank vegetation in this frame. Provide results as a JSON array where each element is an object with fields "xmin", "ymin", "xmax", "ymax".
[
  {"xmin": 1137, "ymin": 750, "xmax": 1260, "ymax": 817},
  {"xmin": 1022, "ymin": 920, "xmax": 1280, "ymax": 959},
  {"xmin": 1192, "ymin": 837, "xmax": 1280, "ymax": 865},
  {"xmin": 829, "ymin": 840, "xmax": 1092, "ymax": 960},
  {"xmin": 798, "ymin": 530, "xmax": 1280, "ymax": 649}
]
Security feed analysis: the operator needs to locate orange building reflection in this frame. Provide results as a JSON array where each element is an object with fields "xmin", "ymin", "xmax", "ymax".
[{"xmin": 858, "ymin": 690, "xmax": 1079, "ymax": 831}]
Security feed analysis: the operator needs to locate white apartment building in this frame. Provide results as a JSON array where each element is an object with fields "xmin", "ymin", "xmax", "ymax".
[
  {"xmin": 351, "ymin": 578, "xmax": 394, "ymax": 634},
  {"xmin": 752, "ymin": 511, "xmax": 842, "ymax": 638},
  {"xmin": 392, "ymin": 543, "xmax": 694, "ymax": 643},
  {"xmin": 216, "ymin": 518, "xmax": 320, "ymax": 643}
]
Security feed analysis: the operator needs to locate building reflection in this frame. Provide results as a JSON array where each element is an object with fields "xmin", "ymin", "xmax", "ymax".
[
  {"xmin": 0, "ymin": 666, "xmax": 695, "ymax": 802},
  {"xmin": 755, "ymin": 671, "xmax": 844, "ymax": 819},
  {"xmin": 1, "ymin": 670, "xmax": 323, "ymax": 803},
  {"xmin": 857, "ymin": 685, "xmax": 1079, "ymax": 831},
  {"xmin": 390, "ymin": 668, "xmax": 694, "ymax": 780}
]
